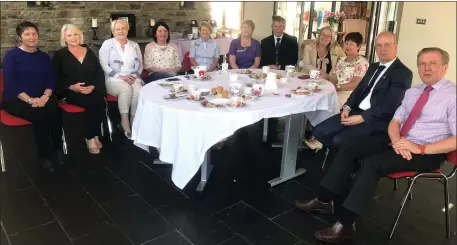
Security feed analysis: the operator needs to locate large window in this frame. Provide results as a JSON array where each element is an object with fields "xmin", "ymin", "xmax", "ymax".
[{"xmin": 211, "ymin": 2, "xmax": 242, "ymax": 30}]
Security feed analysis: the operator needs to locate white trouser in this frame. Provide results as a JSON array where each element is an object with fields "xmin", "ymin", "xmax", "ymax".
[{"xmin": 106, "ymin": 77, "xmax": 143, "ymax": 115}]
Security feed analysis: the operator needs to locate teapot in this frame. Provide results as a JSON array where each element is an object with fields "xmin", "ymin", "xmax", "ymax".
[
  {"xmin": 194, "ymin": 66, "xmax": 207, "ymax": 78},
  {"xmin": 264, "ymin": 72, "xmax": 278, "ymax": 91}
]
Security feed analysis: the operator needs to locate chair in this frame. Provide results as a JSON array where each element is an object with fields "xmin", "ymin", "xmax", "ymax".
[
  {"xmin": 183, "ymin": 51, "xmax": 191, "ymax": 73},
  {"xmin": 0, "ymin": 69, "xmax": 32, "ymax": 172},
  {"xmin": 388, "ymin": 150, "xmax": 457, "ymax": 238}
]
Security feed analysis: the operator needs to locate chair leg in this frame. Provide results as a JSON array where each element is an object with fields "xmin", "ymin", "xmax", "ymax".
[
  {"xmin": 393, "ymin": 179, "xmax": 398, "ymax": 190},
  {"xmin": 443, "ymin": 178, "xmax": 450, "ymax": 238},
  {"xmin": 407, "ymin": 178, "xmax": 413, "ymax": 200},
  {"xmin": 389, "ymin": 178, "xmax": 415, "ymax": 239},
  {"xmin": 61, "ymin": 126, "xmax": 68, "ymax": 155},
  {"xmin": 0, "ymin": 139, "xmax": 6, "ymax": 172},
  {"xmin": 105, "ymin": 105, "xmax": 113, "ymax": 142}
]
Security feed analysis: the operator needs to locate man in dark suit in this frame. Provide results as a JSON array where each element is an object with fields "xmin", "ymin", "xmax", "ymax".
[
  {"xmin": 261, "ymin": 16, "xmax": 299, "ymax": 143},
  {"xmin": 260, "ymin": 16, "xmax": 299, "ymax": 70},
  {"xmin": 313, "ymin": 32, "xmax": 413, "ymax": 166}
]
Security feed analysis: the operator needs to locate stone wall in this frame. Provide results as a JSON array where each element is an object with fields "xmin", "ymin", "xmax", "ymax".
[{"xmin": 0, "ymin": 1, "xmax": 212, "ymax": 60}]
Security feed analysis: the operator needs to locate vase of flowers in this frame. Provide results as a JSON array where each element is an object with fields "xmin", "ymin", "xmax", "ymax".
[{"xmin": 324, "ymin": 11, "xmax": 346, "ymax": 32}]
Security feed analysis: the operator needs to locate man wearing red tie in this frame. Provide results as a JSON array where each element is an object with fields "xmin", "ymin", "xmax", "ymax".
[{"xmin": 295, "ymin": 47, "xmax": 456, "ymax": 243}]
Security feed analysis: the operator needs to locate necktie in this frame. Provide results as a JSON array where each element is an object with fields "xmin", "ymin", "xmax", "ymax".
[
  {"xmin": 360, "ymin": 65, "xmax": 386, "ymax": 100},
  {"xmin": 400, "ymin": 86, "xmax": 433, "ymax": 137},
  {"xmin": 275, "ymin": 37, "xmax": 281, "ymax": 65}
]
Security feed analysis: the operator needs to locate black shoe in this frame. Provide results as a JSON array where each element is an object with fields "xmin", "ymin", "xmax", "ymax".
[{"xmin": 40, "ymin": 158, "xmax": 55, "ymax": 172}]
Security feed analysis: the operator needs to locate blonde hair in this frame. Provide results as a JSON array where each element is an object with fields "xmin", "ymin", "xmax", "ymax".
[
  {"xmin": 417, "ymin": 47, "xmax": 450, "ymax": 66},
  {"xmin": 110, "ymin": 18, "xmax": 129, "ymax": 33},
  {"xmin": 199, "ymin": 21, "xmax": 212, "ymax": 32},
  {"xmin": 315, "ymin": 26, "xmax": 339, "ymax": 51},
  {"xmin": 241, "ymin": 20, "xmax": 255, "ymax": 31},
  {"xmin": 60, "ymin": 23, "xmax": 84, "ymax": 47}
]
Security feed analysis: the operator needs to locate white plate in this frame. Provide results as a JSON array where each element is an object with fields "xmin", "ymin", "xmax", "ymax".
[{"xmin": 209, "ymin": 98, "xmax": 230, "ymax": 105}]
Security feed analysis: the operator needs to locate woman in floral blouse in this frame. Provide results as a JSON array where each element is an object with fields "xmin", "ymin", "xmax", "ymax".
[
  {"xmin": 144, "ymin": 21, "xmax": 181, "ymax": 83},
  {"xmin": 323, "ymin": 32, "xmax": 369, "ymax": 106},
  {"xmin": 305, "ymin": 32, "xmax": 368, "ymax": 150}
]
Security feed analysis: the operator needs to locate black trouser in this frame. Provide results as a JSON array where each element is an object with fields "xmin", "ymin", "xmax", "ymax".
[
  {"xmin": 318, "ymin": 135, "xmax": 445, "ymax": 225},
  {"xmin": 65, "ymin": 91, "xmax": 106, "ymax": 139},
  {"xmin": 3, "ymin": 96, "xmax": 62, "ymax": 159},
  {"xmin": 313, "ymin": 110, "xmax": 375, "ymax": 151}
]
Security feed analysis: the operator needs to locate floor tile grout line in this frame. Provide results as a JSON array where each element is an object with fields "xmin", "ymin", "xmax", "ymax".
[
  {"xmin": 7, "ymin": 220, "xmax": 56, "ymax": 237},
  {"xmin": 12, "ymin": 159, "xmax": 75, "ymax": 245},
  {"xmin": 105, "ymin": 166, "xmax": 195, "ymax": 244},
  {"xmin": 239, "ymin": 201, "xmax": 303, "ymax": 242},
  {"xmin": 211, "ymin": 200, "xmax": 245, "ymax": 215},
  {"xmin": 138, "ymin": 229, "xmax": 194, "ymax": 245},
  {"xmin": 270, "ymin": 206, "xmax": 296, "ymax": 220},
  {"xmin": 0, "ymin": 221, "xmax": 13, "ymax": 245},
  {"xmin": 81, "ymin": 185, "xmax": 136, "ymax": 245}
]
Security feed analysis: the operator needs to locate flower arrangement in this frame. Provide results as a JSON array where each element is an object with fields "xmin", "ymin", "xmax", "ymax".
[{"xmin": 324, "ymin": 11, "xmax": 346, "ymax": 27}]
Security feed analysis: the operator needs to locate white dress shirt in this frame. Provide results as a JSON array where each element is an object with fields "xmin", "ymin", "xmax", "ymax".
[
  {"xmin": 359, "ymin": 57, "xmax": 397, "ymax": 110},
  {"xmin": 274, "ymin": 34, "xmax": 284, "ymax": 45}
]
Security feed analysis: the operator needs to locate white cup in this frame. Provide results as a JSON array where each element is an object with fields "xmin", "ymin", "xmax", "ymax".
[
  {"xmin": 262, "ymin": 66, "xmax": 270, "ymax": 74},
  {"xmin": 230, "ymin": 74, "xmax": 239, "ymax": 82},
  {"xmin": 279, "ymin": 77, "xmax": 288, "ymax": 84},
  {"xmin": 229, "ymin": 82, "xmax": 242, "ymax": 95},
  {"xmin": 187, "ymin": 34, "xmax": 193, "ymax": 40},
  {"xmin": 173, "ymin": 83, "xmax": 184, "ymax": 93},
  {"xmin": 310, "ymin": 69, "xmax": 321, "ymax": 79},
  {"xmin": 308, "ymin": 82, "xmax": 319, "ymax": 92},
  {"xmin": 191, "ymin": 90, "xmax": 202, "ymax": 100},
  {"xmin": 285, "ymin": 65, "xmax": 296, "ymax": 77},
  {"xmin": 244, "ymin": 87, "xmax": 253, "ymax": 95}
]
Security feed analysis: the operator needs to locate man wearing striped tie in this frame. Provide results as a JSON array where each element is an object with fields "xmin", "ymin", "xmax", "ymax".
[{"xmin": 295, "ymin": 47, "xmax": 456, "ymax": 243}]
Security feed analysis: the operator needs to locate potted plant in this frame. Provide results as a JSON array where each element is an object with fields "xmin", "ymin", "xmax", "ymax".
[{"xmin": 324, "ymin": 11, "xmax": 346, "ymax": 32}]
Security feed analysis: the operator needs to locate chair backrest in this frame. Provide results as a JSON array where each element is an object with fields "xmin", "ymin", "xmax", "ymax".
[
  {"xmin": 183, "ymin": 51, "xmax": 191, "ymax": 72},
  {"xmin": 342, "ymin": 19, "xmax": 367, "ymax": 43},
  {"xmin": 447, "ymin": 151, "xmax": 457, "ymax": 165}
]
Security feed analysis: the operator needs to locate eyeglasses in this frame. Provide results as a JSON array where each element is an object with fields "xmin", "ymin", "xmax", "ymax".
[{"xmin": 321, "ymin": 34, "xmax": 332, "ymax": 39}]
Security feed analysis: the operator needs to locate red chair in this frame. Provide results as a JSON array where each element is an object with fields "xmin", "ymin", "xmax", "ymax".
[
  {"xmin": 388, "ymin": 150, "xmax": 457, "ymax": 238},
  {"xmin": 183, "ymin": 51, "xmax": 191, "ymax": 73},
  {"xmin": 0, "ymin": 69, "xmax": 32, "ymax": 172},
  {"xmin": 140, "ymin": 70, "xmax": 149, "ymax": 80},
  {"xmin": 57, "ymin": 101, "xmax": 86, "ymax": 154}
]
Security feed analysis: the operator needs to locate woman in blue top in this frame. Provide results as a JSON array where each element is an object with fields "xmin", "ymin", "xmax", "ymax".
[
  {"xmin": 2, "ymin": 21, "xmax": 63, "ymax": 172},
  {"xmin": 189, "ymin": 22, "xmax": 220, "ymax": 72},
  {"xmin": 228, "ymin": 20, "xmax": 261, "ymax": 69}
]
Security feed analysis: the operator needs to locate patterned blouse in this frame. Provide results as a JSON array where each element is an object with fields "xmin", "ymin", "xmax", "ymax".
[
  {"xmin": 144, "ymin": 42, "xmax": 181, "ymax": 70},
  {"xmin": 333, "ymin": 55, "xmax": 369, "ymax": 85}
]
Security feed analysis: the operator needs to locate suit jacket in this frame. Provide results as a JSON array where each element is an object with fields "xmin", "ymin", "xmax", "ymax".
[
  {"xmin": 302, "ymin": 43, "xmax": 346, "ymax": 74},
  {"xmin": 260, "ymin": 33, "xmax": 298, "ymax": 70},
  {"xmin": 345, "ymin": 58, "xmax": 413, "ymax": 132}
]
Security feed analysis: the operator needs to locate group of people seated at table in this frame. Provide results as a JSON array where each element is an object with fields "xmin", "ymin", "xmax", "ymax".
[{"xmin": 2, "ymin": 17, "xmax": 456, "ymax": 244}]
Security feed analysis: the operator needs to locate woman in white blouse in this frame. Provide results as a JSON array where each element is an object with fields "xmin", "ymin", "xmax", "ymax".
[
  {"xmin": 144, "ymin": 21, "xmax": 182, "ymax": 83},
  {"xmin": 99, "ymin": 19, "xmax": 143, "ymax": 138}
]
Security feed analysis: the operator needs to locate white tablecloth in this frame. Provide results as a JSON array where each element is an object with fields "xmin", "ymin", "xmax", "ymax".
[
  {"xmin": 132, "ymin": 70, "xmax": 339, "ymax": 189},
  {"xmin": 170, "ymin": 37, "xmax": 233, "ymax": 62}
]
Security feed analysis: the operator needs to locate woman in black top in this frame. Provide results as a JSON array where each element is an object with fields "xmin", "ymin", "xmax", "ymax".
[{"xmin": 52, "ymin": 24, "xmax": 106, "ymax": 154}]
